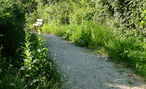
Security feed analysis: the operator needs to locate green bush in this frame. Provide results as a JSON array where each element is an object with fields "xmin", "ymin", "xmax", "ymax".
[
  {"xmin": 0, "ymin": 0, "xmax": 26, "ymax": 68},
  {"xmin": 39, "ymin": 0, "xmax": 146, "ymax": 78},
  {"xmin": 74, "ymin": 22, "xmax": 92, "ymax": 47},
  {"xmin": 21, "ymin": 32, "xmax": 62, "ymax": 89},
  {"xmin": 64, "ymin": 24, "xmax": 81, "ymax": 41},
  {"xmin": 94, "ymin": 0, "xmax": 146, "ymax": 30},
  {"xmin": 0, "ymin": 32, "xmax": 62, "ymax": 89},
  {"xmin": 105, "ymin": 29, "xmax": 146, "ymax": 76},
  {"xmin": 140, "ymin": 10, "xmax": 146, "ymax": 29},
  {"xmin": 0, "ymin": 1, "xmax": 62, "ymax": 88},
  {"xmin": 0, "ymin": 66, "xmax": 26, "ymax": 89}
]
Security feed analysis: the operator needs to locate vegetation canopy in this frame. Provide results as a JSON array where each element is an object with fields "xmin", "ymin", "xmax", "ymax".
[{"xmin": 0, "ymin": 0, "xmax": 146, "ymax": 89}]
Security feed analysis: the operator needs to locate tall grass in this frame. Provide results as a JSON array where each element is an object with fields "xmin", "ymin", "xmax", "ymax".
[
  {"xmin": 0, "ymin": 0, "xmax": 62, "ymax": 88},
  {"xmin": 21, "ymin": 32, "xmax": 62, "ymax": 89},
  {"xmin": 43, "ymin": 23, "xmax": 66, "ymax": 37},
  {"xmin": 0, "ymin": 31, "xmax": 62, "ymax": 89},
  {"xmin": 28, "ymin": 0, "xmax": 146, "ymax": 78},
  {"xmin": 42, "ymin": 21, "xmax": 146, "ymax": 78}
]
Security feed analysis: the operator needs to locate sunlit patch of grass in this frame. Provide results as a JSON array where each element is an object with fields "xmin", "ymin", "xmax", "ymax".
[{"xmin": 43, "ymin": 21, "xmax": 146, "ymax": 78}]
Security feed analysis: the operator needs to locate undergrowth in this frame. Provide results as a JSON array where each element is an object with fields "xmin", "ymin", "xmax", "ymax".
[
  {"xmin": 21, "ymin": 32, "xmax": 62, "ymax": 89},
  {"xmin": 0, "ymin": 31, "xmax": 62, "ymax": 89},
  {"xmin": 0, "ymin": 0, "xmax": 62, "ymax": 88},
  {"xmin": 22, "ymin": 0, "xmax": 146, "ymax": 78},
  {"xmin": 42, "ymin": 21, "xmax": 146, "ymax": 78}
]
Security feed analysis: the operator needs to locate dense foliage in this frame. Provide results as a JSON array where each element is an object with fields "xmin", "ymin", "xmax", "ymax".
[
  {"xmin": 0, "ymin": 0, "xmax": 146, "ymax": 88},
  {"xmin": 0, "ymin": 0, "xmax": 25, "ymax": 66},
  {"xmin": 26, "ymin": 0, "xmax": 146, "ymax": 78},
  {"xmin": 94, "ymin": 0, "xmax": 146, "ymax": 30},
  {"xmin": 0, "ymin": 0, "xmax": 62, "ymax": 88}
]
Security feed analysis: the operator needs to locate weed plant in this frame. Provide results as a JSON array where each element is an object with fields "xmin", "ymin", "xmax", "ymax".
[
  {"xmin": 39, "ymin": 0, "xmax": 146, "ymax": 78},
  {"xmin": 42, "ymin": 21, "xmax": 146, "ymax": 78},
  {"xmin": 21, "ymin": 31, "xmax": 62, "ymax": 89},
  {"xmin": 0, "ymin": 0, "xmax": 62, "ymax": 88},
  {"xmin": 0, "ymin": 32, "xmax": 62, "ymax": 89}
]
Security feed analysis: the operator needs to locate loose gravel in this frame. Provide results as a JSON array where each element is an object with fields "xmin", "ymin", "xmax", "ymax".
[{"xmin": 44, "ymin": 34, "xmax": 146, "ymax": 89}]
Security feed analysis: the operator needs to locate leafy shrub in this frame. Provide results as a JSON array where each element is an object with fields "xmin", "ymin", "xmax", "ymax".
[
  {"xmin": 64, "ymin": 24, "xmax": 81, "ymax": 40},
  {"xmin": 140, "ymin": 10, "xmax": 146, "ymax": 29},
  {"xmin": 0, "ymin": 0, "xmax": 62, "ymax": 89},
  {"xmin": 21, "ymin": 32, "xmax": 62, "ymax": 89},
  {"xmin": 39, "ymin": 0, "xmax": 146, "ymax": 78},
  {"xmin": 105, "ymin": 29, "xmax": 146, "ymax": 76},
  {"xmin": 0, "ymin": 32, "xmax": 62, "ymax": 89},
  {"xmin": 87, "ymin": 22, "xmax": 112, "ymax": 49},
  {"xmin": 0, "ymin": 66, "xmax": 26, "ymax": 89},
  {"xmin": 42, "ymin": 22, "xmax": 66, "ymax": 37},
  {"xmin": 74, "ymin": 22, "xmax": 93, "ymax": 47},
  {"xmin": 0, "ymin": 0, "xmax": 25, "ymax": 66},
  {"xmin": 0, "ymin": 46, "xmax": 26, "ymax": 89},
  {"xmin": 94, "ymin": 0, "xmax": 146, "ymax": 30}
]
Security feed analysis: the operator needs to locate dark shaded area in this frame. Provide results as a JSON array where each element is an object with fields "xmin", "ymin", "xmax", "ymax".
[{"xmin": 0, "ymin": 3, "xmax": 26, "ymax": 67}]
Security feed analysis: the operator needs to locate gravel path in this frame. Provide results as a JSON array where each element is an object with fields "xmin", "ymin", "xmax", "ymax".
[{"xmin": 44, "ymin": 34, "xmax": 146, "ymax": 89}]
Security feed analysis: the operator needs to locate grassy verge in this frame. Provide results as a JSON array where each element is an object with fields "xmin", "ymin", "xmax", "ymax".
[
  {"xmin": 42, "ymin": 21, "xmax": 146, "ymax": 78},
  {"xmin": 0, "ymin": 32, "xmax": 62, "ymax": 89}
]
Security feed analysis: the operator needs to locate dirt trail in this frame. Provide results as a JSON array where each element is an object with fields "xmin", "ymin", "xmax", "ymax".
[{"xmin": 44, "ymin": 34, "xmax": 146, "ymax": 89}]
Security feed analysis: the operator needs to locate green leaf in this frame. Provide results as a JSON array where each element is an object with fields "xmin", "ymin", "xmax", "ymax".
[
  {"xmin": 0, "ymin": 68, "xmax": 2, "ymax": 73},
  {"xmin": 9, "ymin": 82, "xmax": 16, "ymax": 87},
  {"xmin": 144, "ymin": 10, "xmax": 146, "ymax": 13},
  {"xmin": 140, "ymin": 21, "xmax": 145, "ymax": 24},
  {"xmin": 0, "ymin": 80, "xmax": 2, "ymax": 84}
]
